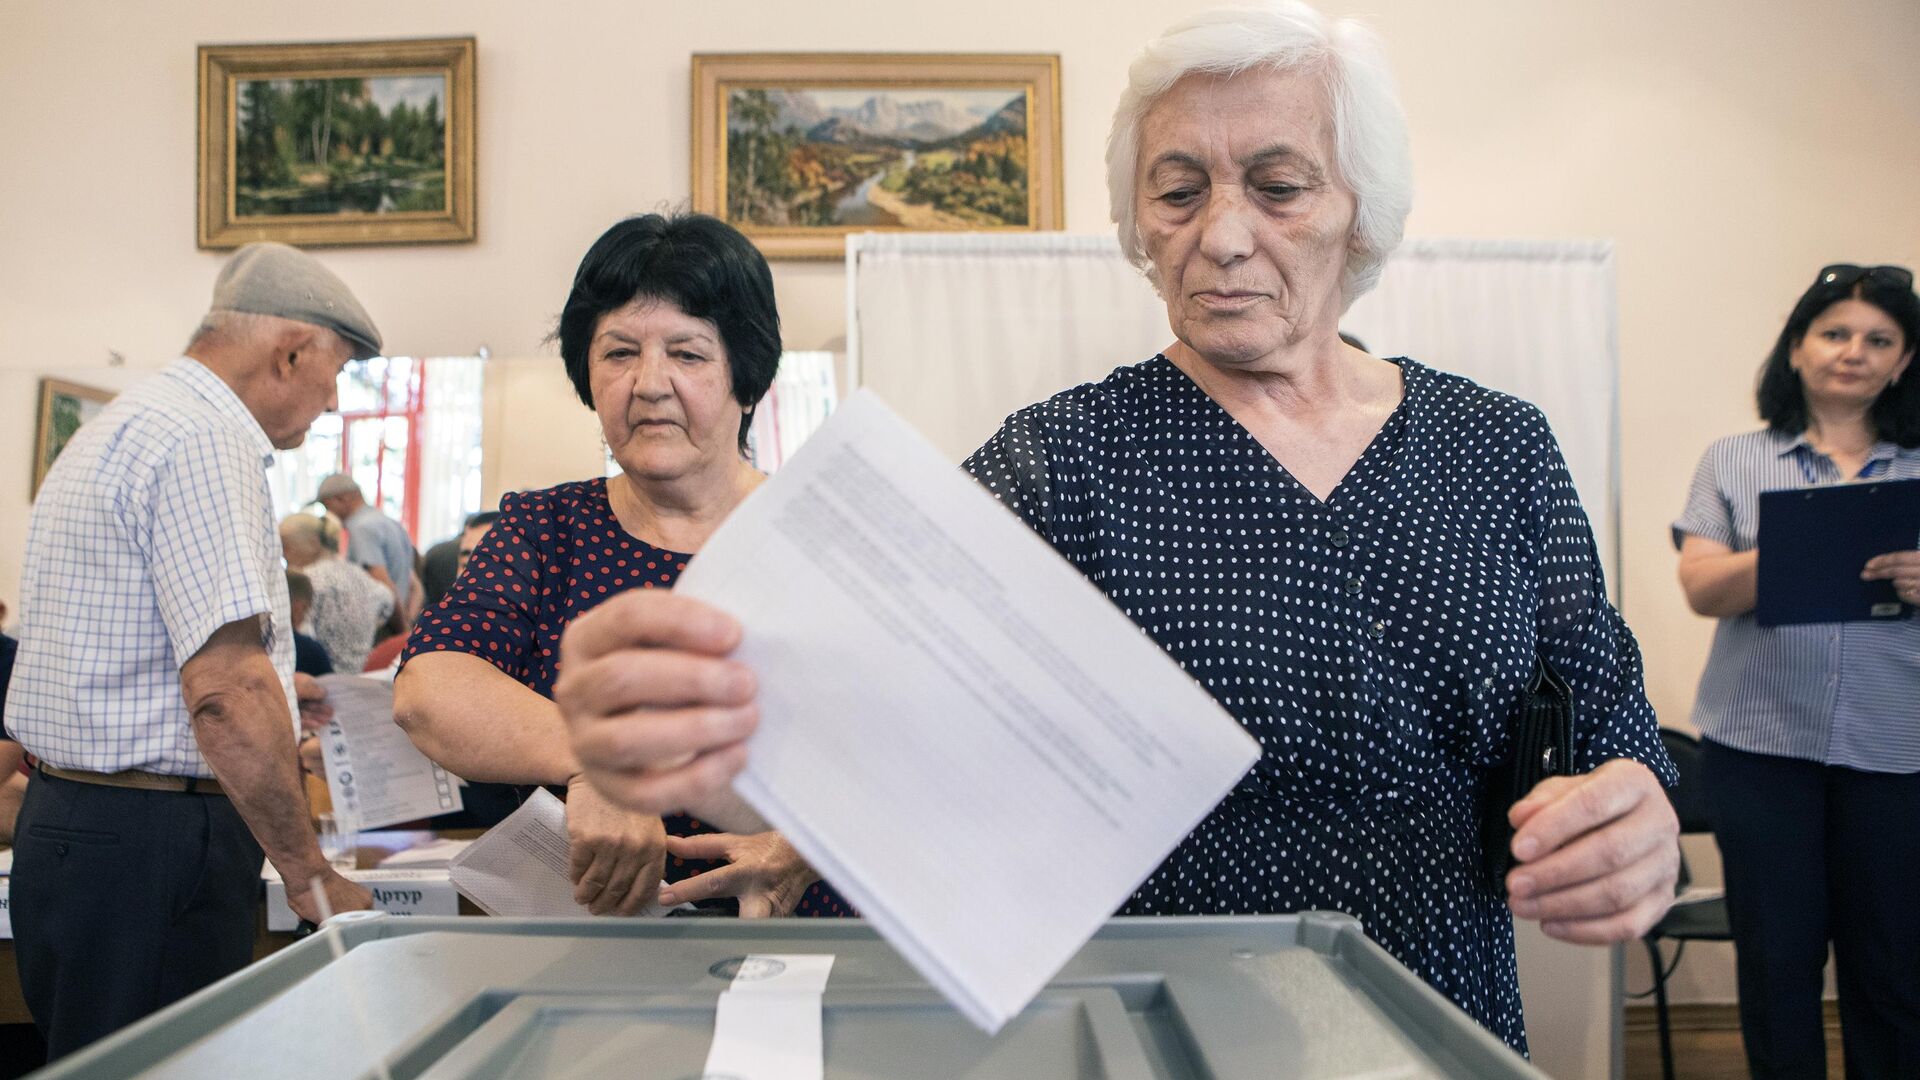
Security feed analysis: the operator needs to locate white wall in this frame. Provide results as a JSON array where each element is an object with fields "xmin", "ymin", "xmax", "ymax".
[{"xmin": 4, "ymin": 0, "xmax": 1918, "ymax": 1053}]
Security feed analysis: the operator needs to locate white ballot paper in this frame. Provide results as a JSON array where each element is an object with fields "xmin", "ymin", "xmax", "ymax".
[
  {"xmin": 703, "ymin": 955, "xmax": 836, "ymax": 1080},
  {"xmin": 674, "ymin": 390, "xmax": 1263, "ymax": 1033},
  {"xmin": 447, "ymin": 788, "xmax": 674, "ymax": 918},
  {"xmin": 317, "ymin": 674, "xmax": 462, "ymax": 830}
]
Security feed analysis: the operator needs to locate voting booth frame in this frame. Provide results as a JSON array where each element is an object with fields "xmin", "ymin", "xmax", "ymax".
[{"xmin": 35, "ymin": 912, "xmax": 1548, "ymax": 1079}]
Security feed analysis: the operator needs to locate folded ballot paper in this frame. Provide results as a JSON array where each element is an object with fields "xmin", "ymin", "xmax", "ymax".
[{"xmin": 675, "ymin": 390, "xmax": 1262, "ymax": 1033}]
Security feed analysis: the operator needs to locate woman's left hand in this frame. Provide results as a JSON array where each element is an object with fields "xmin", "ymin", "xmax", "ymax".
[
  {"xmin": 1862, "ymin": 550, "xmax": 1920, "ymax": 607},
  {"xmin": 1504, "ymin": 758, "xmax": 1679, "ymax": 944},
  {"xmin": 655, "ymin": 831, "xmax": 821, "ymax": 918}
]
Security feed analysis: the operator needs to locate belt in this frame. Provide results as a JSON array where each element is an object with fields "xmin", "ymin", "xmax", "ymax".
[{"xmin": 38, "ymin": 764, "xmax": 227, "ymax": 797}]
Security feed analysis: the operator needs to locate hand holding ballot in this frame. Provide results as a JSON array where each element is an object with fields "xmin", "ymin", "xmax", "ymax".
[
  {"xmin": 558, "ymin": 391, "xmax": 1263, "ymax": 1031},
  {"xmin": 554, "ymin": 591, "xmax": 761, "ymax": 822}
]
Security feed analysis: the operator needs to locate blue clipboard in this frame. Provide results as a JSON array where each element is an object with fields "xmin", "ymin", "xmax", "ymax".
[{"xmin": 1756, "ymin": 477, "xmax": 1920, "ymax": 627}]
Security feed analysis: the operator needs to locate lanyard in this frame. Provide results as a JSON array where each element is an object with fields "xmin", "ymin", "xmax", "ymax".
[{"xmin": 1795, "ymin": 450, "xmax": 1889, "ymax": 486}]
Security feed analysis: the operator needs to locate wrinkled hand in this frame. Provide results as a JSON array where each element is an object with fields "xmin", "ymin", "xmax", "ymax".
[
  {"xmin": 287, "ymin": 867, "xmax": 374, "ymax": 925},
  {"xmin": 294, "ymin": 673, "xmax": 332, "ymax": 733},
  {"xmin": 565, "ymin": 773, "xmax": 669, "ymax": 915},
  {"xmin": 1505, "ymin": 759, "xmax": 1678, "ymax": 944},
  {"xmin": 1863, "ymin": 550, "xmax": 1920, "ymax": 607},
  {"xmin": 656, "ymin": 831, "xmax": 820, "ymax": 918},
  {"xmin": 555, "ymin": 591, "xmax": 758, "ymax": 817}
]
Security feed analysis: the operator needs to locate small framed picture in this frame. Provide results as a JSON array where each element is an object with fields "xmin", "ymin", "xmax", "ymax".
[
  {"xmin": 33, "ymin": 379, "xmax": 116, "ymax": 499},
  {"xmin": 197, "ymin": 37, "xmax": 477, "ymax": 249},
  {"xmin": 692, "ymin": 53, "xmax": 1064, "ymax": 259}
]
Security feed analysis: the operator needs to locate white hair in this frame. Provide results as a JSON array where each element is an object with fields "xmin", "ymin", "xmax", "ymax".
[
  {"xmin": 1106, "ymin": 1, "xmax": 1413, "ymax": 307},
  {"xmin": 184, "ymin": 309, "xmax": 341, "ymax": 357}
]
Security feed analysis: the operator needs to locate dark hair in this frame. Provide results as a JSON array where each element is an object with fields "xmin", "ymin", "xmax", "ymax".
[
  {"xmin": 285, "ymin": 570, "xmax": 314, "ymax": 607},
  {"xmin": 1757, "ymin": 273, "xmax": 1920, "ymax": 447},
  {"xmin": 557, "ymin": 213, "xmax": 782, "ymax": 453},
  {"xmin": 463, "ymin": 510, "xmax": 500, "ymax": 531}
]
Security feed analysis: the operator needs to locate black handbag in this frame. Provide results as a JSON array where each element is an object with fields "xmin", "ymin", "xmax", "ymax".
[{"xmin": 1481, "ymin": 654, "xmax": 1576, "ymax": 897}]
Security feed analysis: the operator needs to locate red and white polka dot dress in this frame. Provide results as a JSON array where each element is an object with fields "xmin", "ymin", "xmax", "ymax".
[{"xmin": 404, "ymin": 477, "xmax": 852, "ymax": 917}]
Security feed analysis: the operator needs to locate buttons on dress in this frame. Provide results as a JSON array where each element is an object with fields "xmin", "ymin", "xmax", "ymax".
[
  {"xmin": 1328, "ymin": 528, "xmax": 1351, "ymax": 548},
  {"xmin": 1345, "ymin": 578, "xmax": 1364, "ymax": 596},
  {"xmin": 1368, "ymin": 620, "xmax": 1388, "ymax": 641}
]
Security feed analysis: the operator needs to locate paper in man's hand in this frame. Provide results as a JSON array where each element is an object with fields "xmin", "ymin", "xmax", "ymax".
[{"xmin": 317, "ymin": 674, "xmax": 462, "ymax": 830}]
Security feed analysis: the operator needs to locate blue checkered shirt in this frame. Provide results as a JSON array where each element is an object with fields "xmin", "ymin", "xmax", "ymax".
[
  {"xmin": 1673, "ymin": 429, "xmax": 1920, "ymax": 773},
  {"xmin": 11, "ymin": 358, "xmax": 296, "ymax": 778}
]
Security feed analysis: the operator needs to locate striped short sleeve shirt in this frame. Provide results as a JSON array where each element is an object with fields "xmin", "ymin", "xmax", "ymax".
[
  {"xmin": 1673, "ymin": 429, "xmax": 1920, "ymax": 773},
  {"xmin": 10, "ymin": 358, "xmax": 296, "ymax": 778}
]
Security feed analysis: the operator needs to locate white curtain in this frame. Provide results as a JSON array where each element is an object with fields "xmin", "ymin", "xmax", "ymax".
[
  {"xmin": 846, "ymin": 233, "xmax": 1169, "ymax": 464},
  {"xmin": 416, "ymin": 355, "xmax": 487, "ymax": 546},
  {"xmin": 847, "ymin": 233, "xmax": 1621, "ymax": 583}
]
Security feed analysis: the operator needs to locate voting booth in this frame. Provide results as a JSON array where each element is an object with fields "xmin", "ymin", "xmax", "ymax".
[{"xmin": 35, "ymin": 912, "xmax": 1545, "ymax": 1079}]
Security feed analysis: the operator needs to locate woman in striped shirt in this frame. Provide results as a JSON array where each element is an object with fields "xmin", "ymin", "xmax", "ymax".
[{"xmin": 1674, "ymin": 264, "xmax": 1920, "ymax": 1080}]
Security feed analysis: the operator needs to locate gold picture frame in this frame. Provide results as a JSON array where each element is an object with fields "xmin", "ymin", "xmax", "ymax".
[
  {"xmin": 692, "ymin": 53, "xmax": 1063, "ymax": 259},
  {"xmin": 197, "ymin": 37, "xmax": 476, "ymax": 249},
  {"xmin": 33, "ymin": 378, "xmax": 116, "ymax": 499}
]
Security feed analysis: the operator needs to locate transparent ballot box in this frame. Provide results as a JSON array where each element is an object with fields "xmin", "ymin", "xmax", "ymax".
[{"xmin": 39, "ymin": 912, "xmax": 1547, "ymax": 1079}]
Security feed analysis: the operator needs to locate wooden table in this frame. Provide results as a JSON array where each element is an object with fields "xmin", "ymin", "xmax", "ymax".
[{"xmin": 0, "ymin": 829, "xmax": 484, "ymax": 1026}]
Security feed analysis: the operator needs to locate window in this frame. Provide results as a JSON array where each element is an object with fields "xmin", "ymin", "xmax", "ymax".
[{"xmin": 269, "ymin": 355, "xmax": 485, "ymax": 548}]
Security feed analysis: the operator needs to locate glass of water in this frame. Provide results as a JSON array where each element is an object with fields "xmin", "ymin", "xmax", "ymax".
[{"xmin": 316, "ymin": 812, "xmax": 357, "ymax": 870}]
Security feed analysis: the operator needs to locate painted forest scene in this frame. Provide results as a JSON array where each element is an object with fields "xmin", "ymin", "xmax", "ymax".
[
  {"xmin": 233, "ymin": 75, "xmax": 448, "ymax": 217},
  {"xmin": 726, "ymin": 87, "xmax": 1030, "ymax": 229}
]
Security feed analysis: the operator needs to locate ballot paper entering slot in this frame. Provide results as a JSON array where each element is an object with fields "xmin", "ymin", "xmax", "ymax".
[{"xmin": 674, "ymin": 390, "xmax": 1263, "ymax": 1032}]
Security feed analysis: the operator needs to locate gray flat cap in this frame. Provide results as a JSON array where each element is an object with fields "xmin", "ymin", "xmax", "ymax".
[
  {"xmin": 313, "ymin": 473, "xmax": 362, "ymax": 501},
  {"xmin": 209, "ymin": 242, "xmax": 383, "ymax": 360}
]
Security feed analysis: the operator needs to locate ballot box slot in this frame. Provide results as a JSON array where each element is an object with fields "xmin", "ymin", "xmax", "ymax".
[{"xmin": 408, "ymin": 989, "xmax": 1161, "ymax": 1080}]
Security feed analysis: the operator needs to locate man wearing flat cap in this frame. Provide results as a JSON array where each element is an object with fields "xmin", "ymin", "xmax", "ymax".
[{"xmin": 8, "ymin": 242, "xmax": 379, "ymax": 1059}]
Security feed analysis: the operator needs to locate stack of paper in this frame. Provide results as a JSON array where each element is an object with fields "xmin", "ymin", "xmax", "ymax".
[{"xmin": 675, "ymin": 391, "xmax": 1262, "ymax": 1032}]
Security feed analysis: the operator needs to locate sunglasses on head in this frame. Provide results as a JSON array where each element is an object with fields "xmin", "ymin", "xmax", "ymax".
[{"xmin": 1815, "ymin": 264, "xmax": 1914, "ymax": 291}]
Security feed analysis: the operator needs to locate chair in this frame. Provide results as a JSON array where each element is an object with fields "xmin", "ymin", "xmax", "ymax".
[{"xmin": 1641, "ymin": 728, "xmax": 1734, "ymax": 1080}]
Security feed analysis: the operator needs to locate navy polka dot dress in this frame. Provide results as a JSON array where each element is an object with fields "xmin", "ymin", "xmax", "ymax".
[
  {"xmin": 964, "ymin": 355, "xmax": 1676, "ymax": 1051},
  {"xmin": 403, "ymin": 478, "xmax": 853, "ymax": 918}
]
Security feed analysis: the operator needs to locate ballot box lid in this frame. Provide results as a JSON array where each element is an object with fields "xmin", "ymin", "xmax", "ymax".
[{"xmin": 38, "ymin": 912, "xmax": 1545, "ymax": 1079}]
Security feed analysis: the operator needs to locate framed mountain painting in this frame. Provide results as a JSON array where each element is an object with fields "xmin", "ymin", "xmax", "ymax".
[{"xmin": 692, "ymin": 53, "xmax": 1063, "ymax": 258}]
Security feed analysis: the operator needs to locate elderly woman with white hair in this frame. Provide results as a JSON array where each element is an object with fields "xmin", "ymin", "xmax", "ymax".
[{"xmin": 552, "ymin": 0, "xmax": 1679, "ymax": 1050}]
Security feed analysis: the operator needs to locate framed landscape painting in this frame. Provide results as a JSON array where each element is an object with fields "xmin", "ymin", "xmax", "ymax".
[
  {"xmin": 33, "ymin": 379, "xmax": 115, "ymax": 499},
  {"xmin": 692, "ymin": 54, "xmax": 1063, "ymax": 259},
  {"xmin": 198, "ymin": 37, "xmax": 476, "ymax": 248}
]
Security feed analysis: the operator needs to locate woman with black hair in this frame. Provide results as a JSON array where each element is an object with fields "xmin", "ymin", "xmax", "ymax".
[
  {"xmin": 394, "ymin": 213, "xmax": 849, "ymax": 919},
  {"xmin": 1673, "ymin": 264, "xmax": 1920, "ymax": 1079}
]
